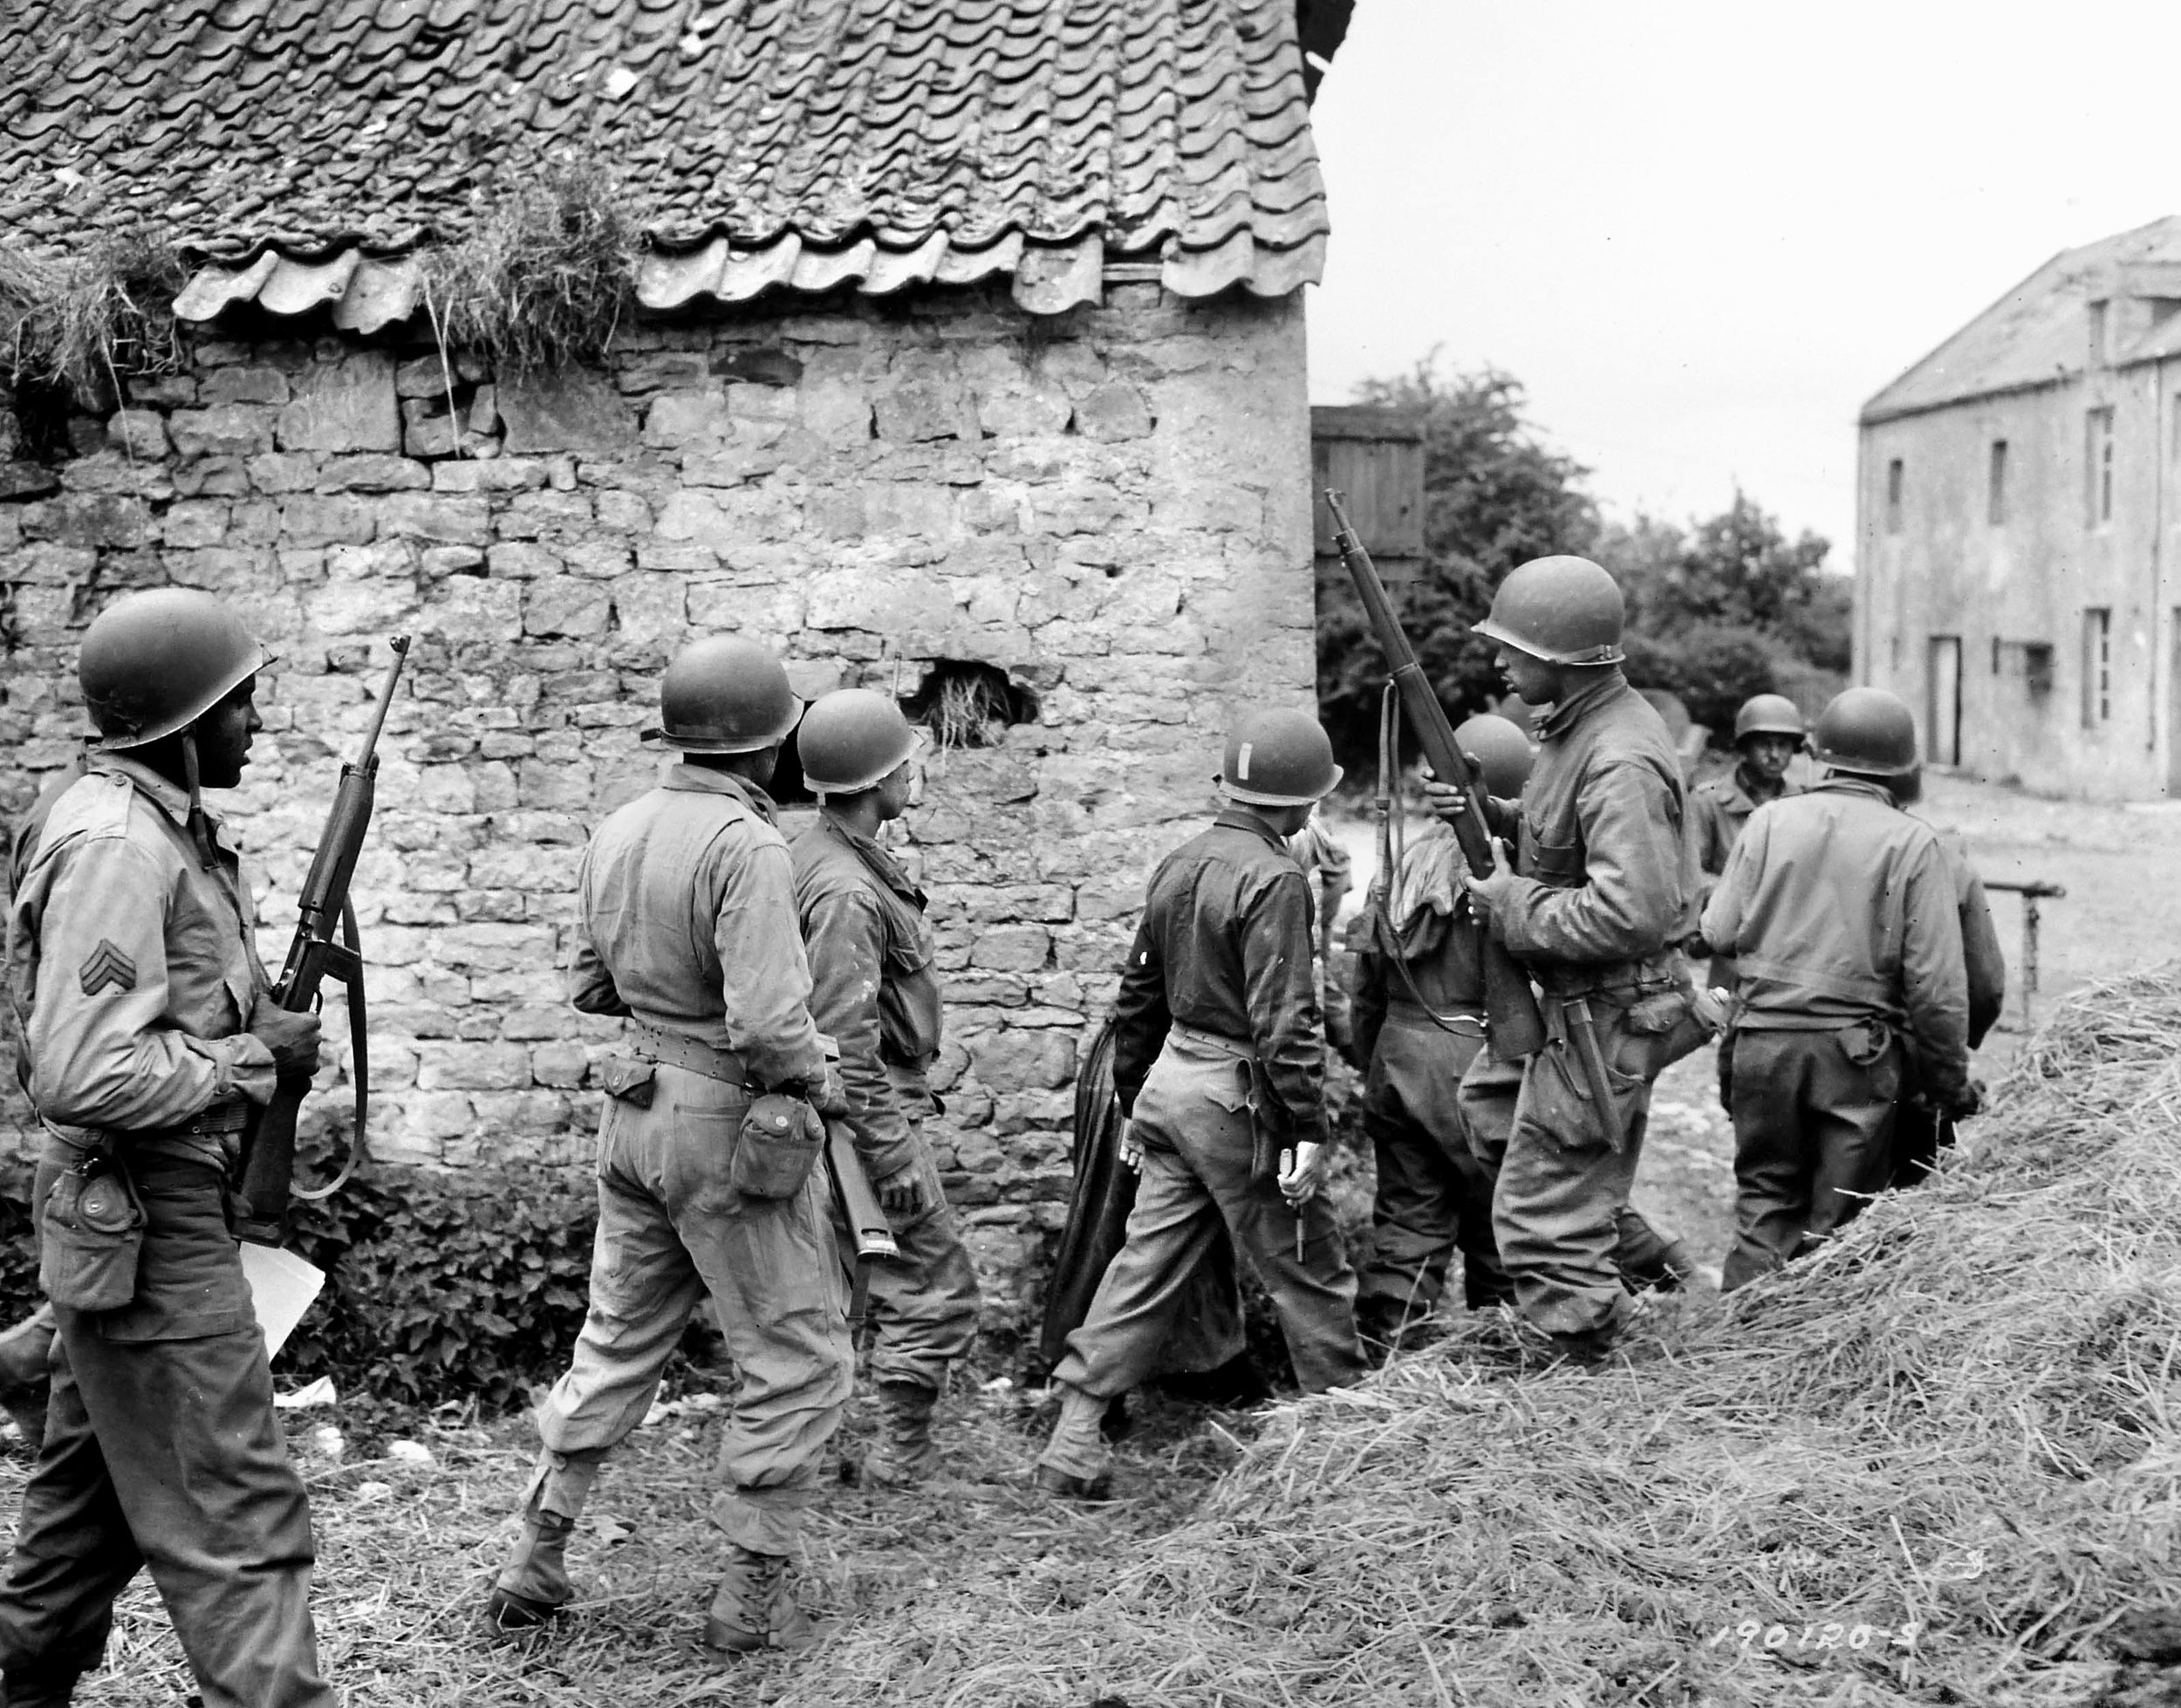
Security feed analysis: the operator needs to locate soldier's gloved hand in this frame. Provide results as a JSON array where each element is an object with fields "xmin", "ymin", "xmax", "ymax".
[
  {"xmin": 807, "ymin": 1063, "xmax": 850, "ymax": 1118},
  {"xmin": 1277, "ymin": 1140, "xmax": 1325, "ymax": 1206},
  {"xmin": 876, "ymin": 1157, "xmax": 928, "ymax": 1218},
  {"xmin": 1118, "ymin": 1119, "xmax": 1145, "ymax": 1173},
  {"xmin": 248, "ymin": 997, "xmax": 323, "ymax": 1078},
  {"xmin": 1459, "ymin": 836, "xmax": 1520, "ymax": 921}
]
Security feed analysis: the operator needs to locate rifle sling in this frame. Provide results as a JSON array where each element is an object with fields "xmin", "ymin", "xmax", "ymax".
[{"xmin": 293, "ymin": 898, "xmax": 368, "ymax": 1204}]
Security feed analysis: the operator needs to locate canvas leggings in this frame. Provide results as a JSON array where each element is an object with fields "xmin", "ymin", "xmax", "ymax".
[
  {"xmin": 1357, "ymin": 1019, "xmax": 1512, "ymax": 1329},
  {"xmin": 529, "ymin": 1062, "xmax": 853, "ymax": 1556},
  {"xmin": 834, "ymin": 1069, "xmax": 981, "ymax": 1393},
  {"xmin": 0, "ymin": 1151, "xmax": 333, "ymax": 1708},
  {"xmin": 1721, "ymin": 1025, "xmax": 1903, "ymax": 1292},
  {"xmin": 1049, "ymin": 1029, "xmax": 1366, "ymax": 1401}
]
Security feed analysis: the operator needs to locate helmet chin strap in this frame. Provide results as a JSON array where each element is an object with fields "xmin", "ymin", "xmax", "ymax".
[{"xmin": 180, "ymin": 729, "xmax": 216, "ymax": 870}]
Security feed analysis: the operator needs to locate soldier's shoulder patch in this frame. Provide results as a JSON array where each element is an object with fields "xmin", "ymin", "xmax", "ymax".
[{"xmin": 79, "ymin": 940, "xmax": 138, "ymax": 996}]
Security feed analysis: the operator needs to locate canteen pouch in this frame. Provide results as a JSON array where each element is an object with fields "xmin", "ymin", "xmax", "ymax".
[
  {"xmin": 734, "ymin": 1093, "xmax": 825, "ymax": 1199},
  {"xmin": 1617, "ymin": 987, "xmax": 1720, "ymax": 1079},
  {"xmin": 40, "ymin": 1149, "xmax": 147, "ymax": 1312},
  {"xmin": 599, "ymin": 1057, "xmax": 657, "ymax": 1109}
]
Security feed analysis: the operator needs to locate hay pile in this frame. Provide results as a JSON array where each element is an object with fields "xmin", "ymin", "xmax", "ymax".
[{"xmin": 804, "ymin": 969, "xmax": 2181, "ymax": 1707}]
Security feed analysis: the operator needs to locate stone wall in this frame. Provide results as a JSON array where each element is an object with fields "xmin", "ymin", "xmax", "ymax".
[{"xmin": 0, "ymin": 278, "xmax": 1315, "ymax": 1342}]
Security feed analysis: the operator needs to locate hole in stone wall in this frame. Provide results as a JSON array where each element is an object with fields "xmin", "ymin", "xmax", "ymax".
[
  {"xmin": 9, "ymin": 377, "xmax": 73, "ymax": 463},
  {"xmin": 902, "ymin": 660, "xmax": 1036, "ymax": 751},
  {"xmin": 768, "ymin": 720, "xmax": 819, "ymax": 808}
]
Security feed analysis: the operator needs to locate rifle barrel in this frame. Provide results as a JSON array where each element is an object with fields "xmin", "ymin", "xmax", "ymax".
[{"xmin": 350, "ymin": 635, "xmax": 411, "ymax": 770}]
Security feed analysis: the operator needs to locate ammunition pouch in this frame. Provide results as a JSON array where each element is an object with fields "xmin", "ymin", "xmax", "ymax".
[
  {"xmin": 40, "ymin": 1145, "xmax": 146, "ymax": 1313},
  {"xmin": 598, "ymin": 1056, "xmax": 657, "ymax": 1109}
]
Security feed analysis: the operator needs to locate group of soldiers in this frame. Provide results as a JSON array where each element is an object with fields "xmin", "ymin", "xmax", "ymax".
[{"xmin": 0, "ymin": 541, "xmax": 2000, "ymax": 1701}]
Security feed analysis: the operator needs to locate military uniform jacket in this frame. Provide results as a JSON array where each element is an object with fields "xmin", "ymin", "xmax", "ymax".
[
  {"xmin": 790, "ymin": 813, "xmax": 942, "ymax": 1181},
  {"xmin": 1699, "ymin": 778, "xmax": 1970, "ymax": 1098},
  {"xmin": 1112, "ymin": 809, "xmax": 1327, "ymax": 1144},
  {"xmin": 567, "ymin": 762, "xmax": 827, "ymax": 1092},
  {"xmin": 5, "ymin": 755, "xmax": 277, "ymax": 1160},
  {"xmin": 1686, "ymin": 764, "xmax": 1802, "ymax": 912},
  {"xmin": 1487, "ymin": 672, "xmax": 1688, "ymax": 991}
]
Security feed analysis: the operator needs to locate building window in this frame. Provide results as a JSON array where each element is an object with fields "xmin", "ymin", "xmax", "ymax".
[
  {"xmin": 1885, "ymin": 458, "xmax": 1904, "ymax": 534},
  {"xmin": 2088, "ymin": 407, "xmax": 2116, "ymax": 527},
  {"xmin": 2089, "ymin": 299, "xmax": 2110, "ymax": 367},
  {"xmin": 2082, "ymin": 608, "xmax": 2112, "ymax": 727},
  {"xmin": 1988, "ymin": 439, "xmax": 2008, "ymax": 526}
]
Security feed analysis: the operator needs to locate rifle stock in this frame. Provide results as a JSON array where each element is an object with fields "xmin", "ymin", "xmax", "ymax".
[
  {"xmin": 236, "ymin": 636, "xmax": 409, "ymax": 1247},
  {"xmin": 1325, "ymin": 489, "xmax": 1546, "ymax": 1062}
]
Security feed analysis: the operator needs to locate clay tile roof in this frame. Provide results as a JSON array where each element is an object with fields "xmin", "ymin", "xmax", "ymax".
[
  {"xmin": 1862, "ymin": 215, "xmax": 2181, "ymax": 424},
  {"xmin": 0, "ymin": 0, "xmax": 1328, "ymax": 319}
]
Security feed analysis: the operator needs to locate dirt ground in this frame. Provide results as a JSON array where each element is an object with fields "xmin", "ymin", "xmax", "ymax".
[{"xmin": 1324, "ymin": 765, "xmax": 2178, "ymax": 1285}]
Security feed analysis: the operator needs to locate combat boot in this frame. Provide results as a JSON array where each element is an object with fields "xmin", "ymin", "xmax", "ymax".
[
  {"xmin": 862, "ymin": 1380, "xmax": 940, "ymax": 1488},
  {"xmin": 1031, "ymin": 1382, "xmax": 1113, "ymax": 1500},
  {"xmin": 484, "ymin": 1511, "xmax": 576, "ymax": 1632},
  {"xmin": 703, "ymin": 1546, "xmax": 823, "ymax": 1654}
]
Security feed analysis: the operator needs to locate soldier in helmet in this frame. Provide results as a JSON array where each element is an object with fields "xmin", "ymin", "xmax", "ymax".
[
  {"xmin": 486, "ymin": 636, "xmax": 854, "ymax": 1654},
  {"xmin": 789, "ymin": 688, "xmax": 981, "ymax": 1487},
  {"xmin": 0, "ymin": 590, "xmax": 334, "ymax": 1707},
  {"xmin": 1698, "ymin": 688, "xmax": 1978, "ymax": 1288},
  {"xmin": 1349, "ymin": 714, "xmax": 1533, "ymax": 1347},
  {"xmin": 1036, "ymin": 707, "xmax": 1367, "ymax": 1496},
  {"xmin": 1426, "ymin": 557, "xmax": 1690, "ymax": 1360},
  {"xmin": 1685, "ymin": 694, "xmax": 1807, "ymax": 976}
]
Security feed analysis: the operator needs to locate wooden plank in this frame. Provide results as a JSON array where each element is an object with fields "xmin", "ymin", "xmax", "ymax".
[
  {"xmin": 1310, "ymin": 404, "xmax": 1426, "ymax": 443},
  {"xmin": 1312, "ymin": 431, "xmax": 1425, "ymax": 557}
]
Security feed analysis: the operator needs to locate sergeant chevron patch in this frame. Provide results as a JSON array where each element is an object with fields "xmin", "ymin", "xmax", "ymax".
[{"xmin": 79, "ymin": 941, "xmax": 137, "ymax": 996}]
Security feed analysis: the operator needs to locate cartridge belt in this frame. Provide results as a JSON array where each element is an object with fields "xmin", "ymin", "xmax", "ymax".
[
  {"xmin": 631, "ymin": 1021, "xmax": 748, "ymax": 1087},
  {"xmin": 1170, "ymin": 1021, "xmax": 1255, "ymax": 1060}
]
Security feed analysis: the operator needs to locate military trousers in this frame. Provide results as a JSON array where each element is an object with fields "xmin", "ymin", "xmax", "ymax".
[
  {"xmin": 533, "ymin": 1063, "xmax": 853, "ymax": 1556},
  {"xmin": 1051, "ymin": 1030, "xmax": 1365, "ymax": 1398},
  {"xmin": 1357, "ymin": 1020, "xmax": 1511, "ymax": 1331},
  {"xmin": 0, "ymin": 1152, "xmax": 332, "ymax": 1708},
  {"xmin": 1721, "ymin": 1026, "xmax": 1901, "ymax": 1293},
  {"xmin": 837, "ymin": 1069, "xmax": 981, "ymax": 1394},
  {"xmin": 1462, "ymin": 1007, "xmax": 1658, "ymax": 1343}
]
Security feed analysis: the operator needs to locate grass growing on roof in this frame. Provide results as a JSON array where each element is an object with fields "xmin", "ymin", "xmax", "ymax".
[
  {"xmin": 422, "ymin": 161, "xmax": 636, "ymax": 374},
  {"xmin": 0, "ymin": 229, "xmax": 186, "ymax": 400}
]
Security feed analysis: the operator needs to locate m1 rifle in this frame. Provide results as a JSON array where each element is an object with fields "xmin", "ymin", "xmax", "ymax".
[
  {"xmin": 236, "ymin": 636, "xmax": 410, "ymax": 1247},
  {"xmin": 1324, "ymin": 490, "xmax": 1547, "ymax": 1062}
]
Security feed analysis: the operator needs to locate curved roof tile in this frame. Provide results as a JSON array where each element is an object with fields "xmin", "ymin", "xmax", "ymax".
[{"xmin": 1, "ymin": 0, "xmax": 1326, "ymax": 316}]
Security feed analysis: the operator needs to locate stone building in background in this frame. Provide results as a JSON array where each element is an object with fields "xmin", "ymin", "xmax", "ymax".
[
  {"xmin": 0, "ymin": 0, "xmax": 1344, "ymax": 1340},
  {"xmin": 1858, "ymin": 214, "xmax": 2181, "ymax": 800}
]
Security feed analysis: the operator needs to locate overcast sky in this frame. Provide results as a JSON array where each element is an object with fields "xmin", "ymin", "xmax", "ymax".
[{"xmin": 1305, "ymin": 1, "xmax": 2181, "ymax": 572}]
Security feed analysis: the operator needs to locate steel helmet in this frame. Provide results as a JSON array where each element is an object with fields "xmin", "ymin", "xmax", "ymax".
[
  {"xmin": 79, "ymin": 589, "xmax": 266, "ymax": 749},
  {"xmin": 646, "ymin": 636, "xmax": 802, "ymax": 754},
  {"xmin": 799, "ymin": 688, "xmax": 923, "ymax": 794},
  {"xmin": 1733, "ymin": 693, "xmax": 1808, "ymax": 744},
  {"xmin": 1453, "ymin": 713, "xmax": 1535, "ymax": 798},
  {"xmin": 1811, "ymin": 687, "xmax": 1918, "ymax": 776},
  {"xmin": 1220, "ymin": 707, "xmax": 1343, "ymax": 805},
  {"xmin": 1474, "ymin": 556, "xmax": 1625, "ymax": 665}
]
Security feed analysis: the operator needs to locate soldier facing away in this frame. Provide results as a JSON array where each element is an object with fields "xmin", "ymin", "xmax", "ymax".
[
  {"xmin": 1348, "ymin": 714, "xmax": 1534, "ymax": 1347},
  {"xmin": 790, "ymin": 688, "xmax": 981, "ymax": 1486},
  {"xmin": 0, "ymin": 590, "xmax": 334, "ymax": 1708},
  {"xmin": 486, "ymin": 636, "xmax": 854, "ymax": 1653},
  {"xmin": 1036, "ymin": 707, "xmax": 1367, "ymax": 1496},
  {"xmin": 1428, "ymin": 556, "xmax": 1692, "ymax": 1361},
  {"xmin": 1699, "ymin": 687, "xmax": 1979, "ymax": 1288}
]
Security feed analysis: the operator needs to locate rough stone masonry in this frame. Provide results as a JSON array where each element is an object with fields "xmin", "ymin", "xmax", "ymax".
[{"xmin": 0, "ymin": 278, "xmax": 1315, "ymax": 1338}]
